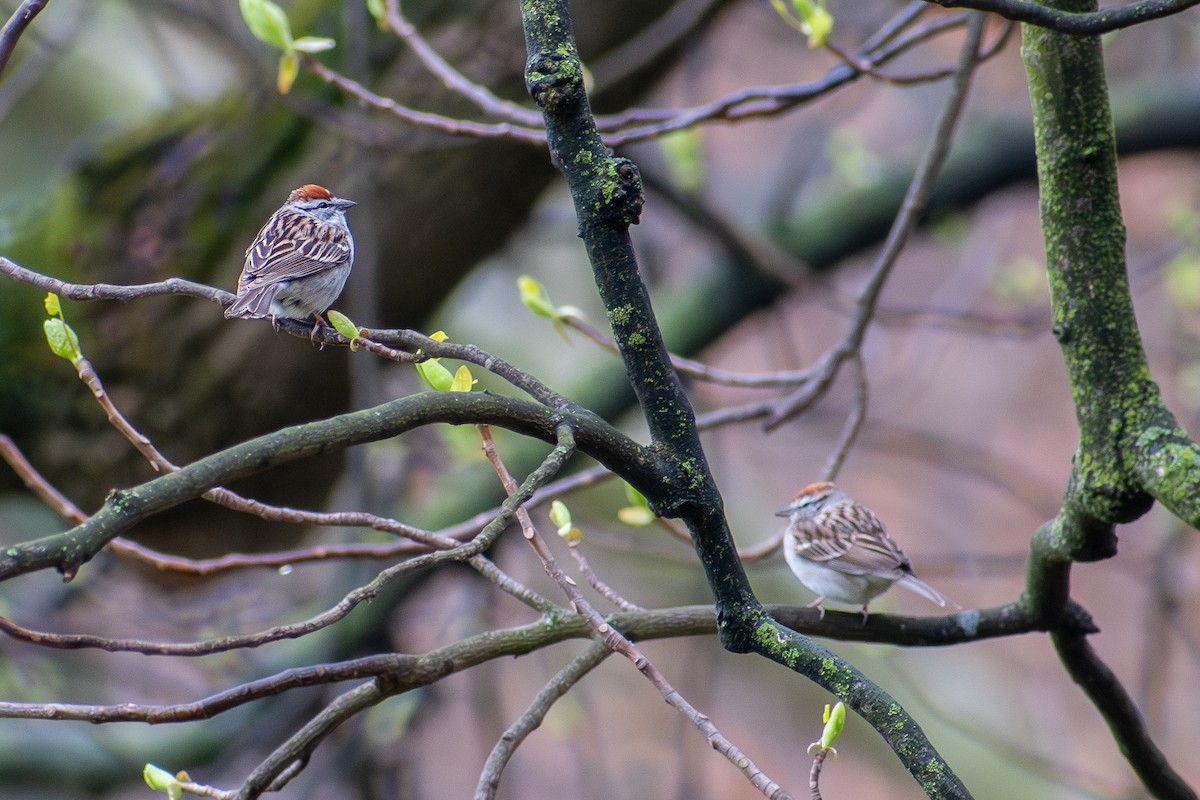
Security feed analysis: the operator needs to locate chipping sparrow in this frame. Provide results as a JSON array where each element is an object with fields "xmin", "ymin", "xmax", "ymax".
[
  {"xmin": 224, "ymin": 184, "xmax": 356, "ymax": 328},
  {"xmin": 778, "ymin": 482, "xmax": 955, "ymax": 620}
]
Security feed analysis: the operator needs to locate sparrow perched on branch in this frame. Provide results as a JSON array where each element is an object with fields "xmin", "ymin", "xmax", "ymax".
[
  {"xmin": 778, "ymin": 482, "xmax": 956, "ymax": 621},
  {"xmin": 225, "ymin": 184, "xmax": 356, "ymax": 329}
]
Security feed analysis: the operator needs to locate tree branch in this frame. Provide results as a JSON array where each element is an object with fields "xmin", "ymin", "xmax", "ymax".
[
  {"xmin": 0, "ymin": 0, "xmax": 50, "ymax": 78},
  {"xmin": 0, "ymin": 391, "xmax": 659, "ymax": 582},
  {"xmin": 926, "ymin": 0, "xmax": 1200, "ymax": 34},
  {"xmin": 519, "ymin": 2, "xmax": 975, "ymax": 797},
  {"xmin": 1023, "ymin": 1, "xmax": 1198, "ymax": 794},
  {"xmin": 1052, "ymin": 629, "xmax": 1198, "ymax": 800},
  {"xmin": 475, "ymin": 640, "xmax": 611, "ymax": 800}
]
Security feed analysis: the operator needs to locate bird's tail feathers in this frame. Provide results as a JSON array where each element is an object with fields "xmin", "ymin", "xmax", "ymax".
[
  {"xmin": 224, "ymin": 285, "xmax": 279, "ymax": 319},
  {"xmin": 897, "ymin": 575, "xmax": 959, "ymax": 610}
]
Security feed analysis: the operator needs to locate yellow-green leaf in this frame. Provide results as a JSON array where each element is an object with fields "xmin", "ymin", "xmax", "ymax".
[
  {"xmin": 769, "ymin": 0, "xmax": 835, "ymax": 48},
  {"xmin": 449, "ymin": 364, "xmax": 476, "ymax": 392},
  {"xmin": 623, "ymin": 482, "xmax": 649, "ymax": 509},
  {"xmin": 43, "ymin": 318, "xmax": 82, "ymax": 365},
  {"xmin": 819, "ymin": 701, "xmax": 845, "ymax": 750},
  {"xmin": 293, "ymin": 36, "xmax": 336, "ymax": 53},
  {"xmin": 143, "ymin": 764, "xmax": 182, "ymax": 800},
  {"xmin": 416, "ymin": 359, "xmax": 454, "ymax": 391},
  {"xmin": 43, "ymin": 292, "xmax": 61, "ymax": 318},
  {"xmin": 801, "ymin": 3, "xmax": 834, "ymax": 47},
  {"xmin": 549, "ymin": 500, "xmax": 572, "ymax": 533},
  {"xmin": 277, "ymin": 50, "xmax": 299, "ymax": 94},
  {"xmin": 518, "ymin": 275, "xmax": 558, "ymax": 319},
  {"xmin": 616, "ymin": 506, "xmax": 655, "ymax": 527},
  {"xmin": 238, "ymin": 0, "xmax": 294, "ymax": 50},
  {"xmin": 550, "ymin": 501, "xmax": 583, "ymax": 541},
  {"xmin": 327, "ymin": 310, "xmax": 360, "ymax": 341},
  {"xmin": 366, "ymin": 0, "xmax": 388, "ymax": 28}
]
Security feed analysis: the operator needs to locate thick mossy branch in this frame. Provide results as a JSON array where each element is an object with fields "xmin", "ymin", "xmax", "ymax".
[
  {"xmin": 0, "ymin": 392, "xmax": 660, "ymax": 581},
  {"xmin": 751, "ymin": 611, "xmax": 972, "ymax": 799},
  {"xmin": 520, "ymin": 0, "xmax": 754, "ymax": 615},
  {"xmin": 1023, "ymin": 6, "xmax": 1199, "ymax": 797},
  {"xmin": 520, "ymin": 3, "xmax": 971, "ymax": 796},
  {"xmin": 1023, "ymin": 0, "xmax": 1200, "ymax": 553}
]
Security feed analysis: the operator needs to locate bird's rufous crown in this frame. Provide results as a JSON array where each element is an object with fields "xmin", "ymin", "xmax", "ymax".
[
  {"xmin": 794, "ymin": 481, "xmax": 836, "ymax": 499},
  {"xmin": 288, "ymin": 184, "xmax": 335, "ymax": 202}
]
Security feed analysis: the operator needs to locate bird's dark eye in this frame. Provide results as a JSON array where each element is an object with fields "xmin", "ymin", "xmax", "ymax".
[{"xmin": 317, "ymin": 201, "xmax": 330, "ymax": 209}]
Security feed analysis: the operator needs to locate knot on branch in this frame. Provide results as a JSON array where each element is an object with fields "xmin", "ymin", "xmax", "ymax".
[
  {"xmin": 1064, "ymin": 601, "xmax": 1100, "ymax": 636},
  {"xmin": 525, "ymin": 52, "xmax": 582, "ymax": 110},
  {"xmin": 715, "ymin": 605, "xmax": 757, "ymax": 654},
  {"xmin": 609, "ymin": 158, "xmax": 645, "ymax": 226},
  {"xmin": 581, "ymin": 157, "xmax": 646, "ymax": 229},
  {"xmin": 1058, "ymin": 505, "xmax": 1118, "ymax": 562}
]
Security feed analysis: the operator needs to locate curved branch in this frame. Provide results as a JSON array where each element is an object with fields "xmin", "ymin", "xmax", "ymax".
[
  {"xmin": 476, "ymin": 640, "xmax": 611, "ymax": 800},
  {"xmin": 925, "ymin": 0, "xmax": 1200, "ymax": 34},
  {"xmin": 0, "ymin": 391, "xmax": 660, "ymax": 582},
  {"xmin": 1052, "ymin": 629, "xmax": 1197, "ymax": 800},
  {"xmin": 0, "ymin": 0, "xmax": 50, "ymax": 78},
  {"xmin": 767, "ymin": 9, "xmax": 986, "ymax": 428},
  {"xmin": 520, "ymin": 3, "xmax": 976, "ymax": 797},
  {"xmin": 0, "ymin": 257, "xmax": 578, "ymax": 407},
  {"xmin": 234, "ymin": 680, "xmax": 385, "ymax": 800},
  {"xmin": 1022, "ymin": 1, "xmax": 1197, "ymax": 794}
]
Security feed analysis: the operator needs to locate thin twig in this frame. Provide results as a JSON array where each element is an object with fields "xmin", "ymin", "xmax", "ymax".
[
  {"xmin": 599, "ymin": 11, "xmax": 972, "ymax": 144},
  {"xmin": 0, "ymin": 434, "xmax": 85, "ymax": 520},
  {"xmin": 808, "ymin": 747, "xmax": 830, "ymax": 800},
  {"xmin": 0, "ymin": 520, "xmax": 559, "ymax": 655},
  {"xmin": 819, "ymin": 352, "xmax": 868, "ymax": 483},
  {"xmin": 766, "ymin": 11, "xmax": 989, "ymax": 429},
  {"xmin": 475, "ymin": 640, "xmax": 611, "ymax": 800},
  {"xmin": 567, "ymin": 540, "xmax": 644, "ymax": 611},
  {"xmin": 235, "ymin": 680, "xmax": 385, "ymax": 800},
  {"xmin": 301, "ymin": 54, "xmax": 547, "ymax": 143},
  {"xmin": 479, "ymin": 425, "xmax": 792, "ymax": 800},
  {"xmin": 110, "ymin": 463, "xmax": 620, "ymax": 576},
  {"xmin": 0, "ymin": 413, "xmax": 579, "ymax": 654},
  {"xmin": 822, "ymin": 17, "xmax": 1012, "ymax": 86},
  {"xmin": 48, "ymin": 321, "xmax": 553, "ymax": 610},
  {"xmin": 383, "ymin": 0, "xmax": 541, "ymax": 128},
  {"xmin": 562, "ymin": 314, "xmax": 821, "ymax": 388},
  {"xmin": 0, "ymin": 257, "xmax": 572, "ymax": 406},
  {"xmin": 302, "ymin": 5, "xmax": 974, "ymax": 148}
]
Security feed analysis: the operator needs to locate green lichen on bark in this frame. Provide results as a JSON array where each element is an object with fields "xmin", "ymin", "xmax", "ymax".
[{"xmin": 1023, "ymin": 1, "xmax": 1155, "ymax": 534}]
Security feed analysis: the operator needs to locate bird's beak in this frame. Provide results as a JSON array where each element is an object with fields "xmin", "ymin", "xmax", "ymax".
[
  {"xmin": 775, "ymin": 506, "xmax": 792, "ymax": 518},
  {"xmin": 338, "ymin": 199, "xmax": 357, "ymax": 209}
]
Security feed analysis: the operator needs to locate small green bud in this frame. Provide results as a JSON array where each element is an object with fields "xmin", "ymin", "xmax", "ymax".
[{"xmin": 142, "ymin": 764, "xmax": 182, "ymax": 799}]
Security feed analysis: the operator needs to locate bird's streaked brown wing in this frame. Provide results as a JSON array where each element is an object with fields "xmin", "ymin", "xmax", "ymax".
[
  {"xmin": 790, "ymin": 504, "xmax": 910, "ymax": 578},
  {"xmin": 238, "ymin": 211, "xmax": 352, "ymax": 291}
]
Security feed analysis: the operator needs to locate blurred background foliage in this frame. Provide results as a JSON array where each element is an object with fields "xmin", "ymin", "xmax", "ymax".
[{"xmin": 1, "ymin": 0, "xmax": 1200, "ymax": 798}]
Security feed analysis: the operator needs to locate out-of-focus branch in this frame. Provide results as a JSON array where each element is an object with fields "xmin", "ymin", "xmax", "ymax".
[
  {"xmin": 301, "ymin": 54, "xmax": 547, "ymax": 143},
  {"xmin": 764, "ymin": 11, "xmax": 988, "ymax": 429},
  {"xmin": 926, "ymin": 0, "xmax": 1200, "ymax": 33},
  {"xmin": 1052, "ymin": 630, "xmax": 1197, "ymax": 800},
  {"xmin": 0, "ymin": 0, "xmax": 49, "ymax": 78},
  {"xmin": 382, "ymin": 0, "xmax": 541, "ymax": 128},
  {"xmin": 475, "ymin": 640, "xmax": 611, "ymax": 800}
]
